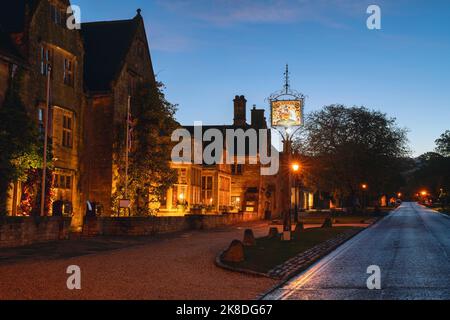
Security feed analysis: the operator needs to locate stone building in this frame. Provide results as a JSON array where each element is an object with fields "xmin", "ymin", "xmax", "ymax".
[
  {"xmin": 1, "ymin": 0, "xmax": 85, "ymax": 226},
  {"xmin": 160, "ymin": 95, "xmax": 279, "ymax": 219},
  {"xmin": 81, "ymin": 10, "xmax": 159, "ymax": 217},
  {"xmin": 1, "ymin": 1, "xmax": 299, "ymax": 223}
]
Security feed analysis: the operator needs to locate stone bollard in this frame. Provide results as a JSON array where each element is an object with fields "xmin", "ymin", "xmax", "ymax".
[
  {"xmin": 268, "ymin": 227, "xmax": 279, "ymax": 239},
  {"xmin": 322, "ymin": 217, "xmax": 333, "ymax": 228},
  {"xmin": 222, "ymin": 240, "xmax": 245, "ymax": 263},
  {"xmin": 243, "ymin": 229, "xmax": 256, "ymax": 246}
]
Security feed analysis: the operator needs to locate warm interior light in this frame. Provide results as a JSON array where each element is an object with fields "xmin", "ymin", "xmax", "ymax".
[
  {"xmin": 420, "ymin": 191, "xmax": 428, "ymax": 196},
  {"xmin": 361, "ymin": 184, "xmax": 368, "ymax": 190},
  {"xmin": 179, "ymin": 193, "xmax": 185, "ymax": 201}
]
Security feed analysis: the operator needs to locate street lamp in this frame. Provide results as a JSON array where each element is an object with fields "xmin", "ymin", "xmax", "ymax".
[
  {"xmin": 361, "ymin": 183, "xmax": 368, "ymax": 211},
  {"xmin": 291, "ymin": 163, "xmax": 301, "ymax": 224}
]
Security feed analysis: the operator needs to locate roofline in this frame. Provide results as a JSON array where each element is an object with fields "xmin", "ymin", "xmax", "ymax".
[{"xmin": 81, "ymin": 18, "xmax": 135, "ymax": 27}]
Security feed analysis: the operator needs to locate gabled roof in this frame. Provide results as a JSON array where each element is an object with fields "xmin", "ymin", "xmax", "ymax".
[
  {"xmin": 0, "ymin": 0, "xmax": 40, "ymax": 33},
  {"xmin": 81, "ymin": 17, "xmax": 140, "ymax": 92}
]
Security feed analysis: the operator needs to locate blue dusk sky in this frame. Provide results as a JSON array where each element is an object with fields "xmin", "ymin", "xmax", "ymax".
[{"xmin": 75, "ymin": 0, "xmax": 450, "ymax": 156}]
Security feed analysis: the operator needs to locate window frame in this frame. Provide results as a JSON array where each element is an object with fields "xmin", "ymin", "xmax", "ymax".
[
  {"xmin": 40, "ymin": 45, "xmax": 52, "ymax": 76},
  {"xmin": 62, "ymin": 114, "xmax": 73, "ymax": 148},
  {"xmin": 63, "ymin": 57, "xmax": 74, "ymax": 87}
]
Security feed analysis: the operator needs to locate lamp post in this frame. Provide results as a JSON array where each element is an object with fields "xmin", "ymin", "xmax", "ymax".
[
  {"xmin": 267, "ymin": 65, "xmax": 306, "ymax": 241},
  {"xmin": 292, "ymin": 163, "xmax": 300, "ymax": 224},
  {"xmin": 361, "ymin": 183, "xmax": 368, "ymax": 211}
]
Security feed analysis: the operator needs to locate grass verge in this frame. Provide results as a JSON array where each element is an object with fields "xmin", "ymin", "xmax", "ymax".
[{"xmin": 224, "ymin": 226, "xmax": 362, "ymax": 274}]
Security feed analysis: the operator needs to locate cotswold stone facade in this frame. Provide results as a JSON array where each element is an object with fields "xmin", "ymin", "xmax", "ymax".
[
  {"xmin": 1, "ymin": 1, "xmax": 161, "ymax": 226},
  {"xmin": 82, "ymin": 11, "xmax": 159, "ymax": 217},
  {"xmin": 1, "ymin": 1, "xmax": 283, "ymax": 223},
  {"xmin": 1, "ymin": 0, "xmax": 85, "ymax": 227},
  {"xmin": 161, "ymin": 96, "xmax": 280, "ymax": 219}
]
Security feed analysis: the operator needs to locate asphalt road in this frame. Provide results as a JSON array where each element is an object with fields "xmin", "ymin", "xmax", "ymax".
[{"xmin": 264, "ymin": 202, "xmax": 450, "ymax": 300}]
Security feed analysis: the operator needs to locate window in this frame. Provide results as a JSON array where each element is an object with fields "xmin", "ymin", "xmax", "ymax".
[
  {"xmin": 53, "ymin": 174, "xmax": 72, "ymax": 190},
  {"xmin": 38, "ymin": 108, "xmax": 44, "ymax": 136},
  {"xmin": 231, "ymin": 164, "xmax": 243, "ymax": 175},
  {"xmin": 50, "ymin": 3, "xmax": 67, "ymax": 26},
  {"xmin": 172, "ymin": 185, "xmax": 187, "ymax": 205},
  {"xmin": 179, "ymin": 168, "xmax": 187, "ymax": 184},
  {"xmin": 40, "ymin": 46, "xmax": 52, "ymax": 76},
  {"xmin": 63, "ymin": 58, "xmax": 74, "ymax": 86},
  {"xmin": 62, "ymin": 115, "xmax": 73, "ymax": 148},
  {"xmin": 202, "ymin": 176, "xmax": 213, "ymax": 204},
  {"xmin": 38, "ymin": 107, "xmax": 52, "ymax": 139},
  {"xmin": 219, "ymin": 176, "xmax": 231, "ymax": 206},
  {"xmin": 190, "ymin": 168, "xmax": 202, "ymax": 205}
]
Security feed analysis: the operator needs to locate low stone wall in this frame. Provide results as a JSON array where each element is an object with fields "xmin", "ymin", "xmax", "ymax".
[
  {"xmin": 0, "ymin": 216, "xmax": 72, "ymax": 248},
  {"xmin": 82, "ymin": 213, "xmax": 261, "ymax": 237}
]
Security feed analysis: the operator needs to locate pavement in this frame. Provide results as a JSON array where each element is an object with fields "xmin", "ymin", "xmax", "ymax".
[{"xmin": 263, "ymin": 202, "xmax": 450, "ymax": 300}]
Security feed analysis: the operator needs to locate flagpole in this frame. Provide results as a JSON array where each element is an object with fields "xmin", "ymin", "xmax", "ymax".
[
  {"xmin": 40, "ymin": 64, "xmax": 51, "ymax": 217},
  {"xmin": 125, "ymin": 95, "xmax": 131, "ymax": 200}
]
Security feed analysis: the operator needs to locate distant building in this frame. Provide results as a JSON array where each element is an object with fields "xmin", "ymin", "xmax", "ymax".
[{"xmin": 160, "ymin": 95, "xmax": 280, "ymax": 219}]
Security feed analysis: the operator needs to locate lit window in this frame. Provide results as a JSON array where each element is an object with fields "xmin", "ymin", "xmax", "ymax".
[
  {"xmin": 202, "ymin": 176, "xmax": 213, "ymax": 204},
  {"xmin": 179, "ymin": 168, "xmax": 187, "ymax": 184},
  {"xmin": 53, "ymin": 174, "xmax": 72, "ymax": 190}
]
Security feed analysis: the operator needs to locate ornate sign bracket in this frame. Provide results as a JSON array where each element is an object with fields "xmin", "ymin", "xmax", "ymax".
[{"xmin": 267, "ymin": 64, "xmax": 306, "ymax": 142}]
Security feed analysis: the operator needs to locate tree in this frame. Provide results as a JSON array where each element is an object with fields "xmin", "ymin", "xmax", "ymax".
[
  {"xmin": 0, "ymin": 72, "xmax": 43, "ymax": 215},
  {"xmin": 410, "ymin": 152, "xmax": 450, "ymax": 194},
  {"xmin": 435, "ymin": 130, "xmax": 450, "ymax": 157},
  {"xmin": 113, "ymin": 81, "xmax": 179, "ymax": 216},
  {"xmin": 294, "ymin": 105, "xmax": 409, "ymax": 211},
  {"xmin": 409, "ymin": 132, "xmax": 450, "ymax": 205}
]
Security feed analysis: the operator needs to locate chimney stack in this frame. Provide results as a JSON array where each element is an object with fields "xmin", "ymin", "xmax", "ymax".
[
  {"xmin": 251, "ymin": 105, "xmax": 267, "ymax": 129},
  {"xmin": 233, "ymin": 95, "xmax": 247, "ymax": 127}
]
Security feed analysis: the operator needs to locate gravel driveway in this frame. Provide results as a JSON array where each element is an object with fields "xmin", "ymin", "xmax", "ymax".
[{"xmin": 0, "ymin": 221, "xmax": 278, "ymax": 300}]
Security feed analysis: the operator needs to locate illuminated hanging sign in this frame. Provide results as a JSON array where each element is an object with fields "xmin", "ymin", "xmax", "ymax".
[{"xmin": 271, "ymin": 100, "xmax": 303, "ymax": 127}]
